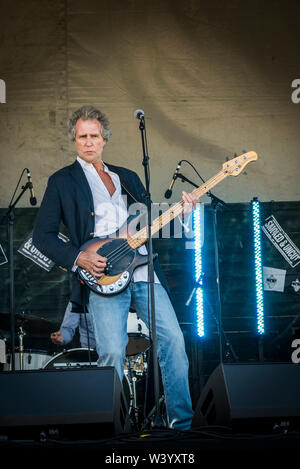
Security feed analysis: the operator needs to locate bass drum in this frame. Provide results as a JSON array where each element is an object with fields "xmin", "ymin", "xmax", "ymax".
[
  {"xmin": 42, "ymin": 348, "xmax": 136, "ymax": 417},
  {"xmin": 42, "ymin": 348, "xmax": 98, "ymax": 369}
]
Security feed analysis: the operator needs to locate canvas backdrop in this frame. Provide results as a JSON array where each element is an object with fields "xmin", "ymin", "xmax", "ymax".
[{"xmin": 0, "ymin": 0, "xmax": 299, "ymax": 207}]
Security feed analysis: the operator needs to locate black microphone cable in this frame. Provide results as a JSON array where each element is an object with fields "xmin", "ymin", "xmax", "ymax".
[{"xmin": 180, "ymin": 159, "xmax": 206, "ymax": 185}]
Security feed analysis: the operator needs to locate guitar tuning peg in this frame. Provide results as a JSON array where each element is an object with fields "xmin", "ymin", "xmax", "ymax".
[
  {"xmin": 242, "ymin": 151, "xmax": 248, "ymax": 175},
  {"xmin": 239, "ymin": 150, "xmax": 248, "ymax": 174}
]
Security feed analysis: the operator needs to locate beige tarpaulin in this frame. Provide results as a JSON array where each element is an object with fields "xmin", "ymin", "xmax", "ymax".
[{"xmin": 0, "ymin": 0, "xmax": 299, "ymax": 206}]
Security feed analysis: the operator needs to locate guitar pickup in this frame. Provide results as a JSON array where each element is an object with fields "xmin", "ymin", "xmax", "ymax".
[{"xmin": 104, "ymin": 262, "xmax": 113, "ymax": 275}]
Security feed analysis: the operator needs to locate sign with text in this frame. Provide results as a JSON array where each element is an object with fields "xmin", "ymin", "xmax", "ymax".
[
  {"xmin": 18, "ymin": 232, "xmax": 70, "ymax": 271},
  {"xmin": 262, "ymin": 215, "xmax": 300, "ymax": 268}
]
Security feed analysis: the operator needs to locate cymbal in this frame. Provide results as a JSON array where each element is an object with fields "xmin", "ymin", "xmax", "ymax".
[{"xmin": 0, "ymin": 312, "xmax": 59, "ymax": 335}]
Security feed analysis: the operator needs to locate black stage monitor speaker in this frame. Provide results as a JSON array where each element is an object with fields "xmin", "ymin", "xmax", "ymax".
[
  {"xmin": 0, "ymin": 367, "xmax": 131, "ymax": 440},
  {"xmin": 192, "ymin": 363, "xmax": 300, "ymax": 433}
]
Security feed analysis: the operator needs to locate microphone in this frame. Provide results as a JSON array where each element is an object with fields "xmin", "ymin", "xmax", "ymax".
[
  {"xmin": 26, "ymin": 169, "xmax": 37, "ymax": 206},
  {"xmin": 164, "ymin": 161, "xmax": 182, "ymax": 199},
  {"xmin": 134, "ymin": 109, "xmax": 145, "ymax": 120}
]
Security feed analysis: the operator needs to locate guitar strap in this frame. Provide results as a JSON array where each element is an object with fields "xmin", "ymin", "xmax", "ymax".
[{"xmin": 120, "ymin": 181, "xmax": 146, "ymax": 206}]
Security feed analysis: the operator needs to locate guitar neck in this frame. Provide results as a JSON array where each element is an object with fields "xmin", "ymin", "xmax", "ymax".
[{"xmin": 128, "ymin": 169, "xmax": 228, "ymax": 249}]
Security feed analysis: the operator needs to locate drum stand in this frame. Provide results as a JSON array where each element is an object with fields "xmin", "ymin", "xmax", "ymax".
[
  {"xmin": 125, "ymin": 354, "xmax": 147, "ymax": 431},
  {"xmin": 131, "ymin": 376, "xmax": 139, "ymax": 427},
  {"xmin": 141, "ymin": 395, "xmax": 166, "ymax": 431},
  {"xmin": 7, "ymin": 325, "xmax": 26, "ymax": 371},
  {"xmin": 2, "ymin": 170, "xmax": 34, "ymax": 371},
  {"xmin": 125, "ymin": 357, "xmax": 139, "ymax": 428},
  {"xmin": 8, "ymin": 326, "xmax": 26, "ymax": 371},
  {"xmin": 17, "ymin": 326, "xmax": 26, "ymax": 371}
]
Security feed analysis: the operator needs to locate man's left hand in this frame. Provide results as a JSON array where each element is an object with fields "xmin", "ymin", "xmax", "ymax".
[{"xmin": 182, "ymin": 191, "xmax": 199, "ymax": 215}]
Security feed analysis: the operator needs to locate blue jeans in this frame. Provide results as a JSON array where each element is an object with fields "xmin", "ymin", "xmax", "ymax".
[{"xmin": 87, "ymin": 281, "xmax": 194, "ymax": 430}]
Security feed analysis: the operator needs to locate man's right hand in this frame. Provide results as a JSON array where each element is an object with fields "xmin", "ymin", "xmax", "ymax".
[{"xmin": 76, "ymin": 251, "xmax": 107, "ymax": 278}]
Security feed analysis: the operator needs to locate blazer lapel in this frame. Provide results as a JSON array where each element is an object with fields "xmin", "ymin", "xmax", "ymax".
[{"xmin": 68, "ymin": 160, "xmax": 94, "ymax": 210}]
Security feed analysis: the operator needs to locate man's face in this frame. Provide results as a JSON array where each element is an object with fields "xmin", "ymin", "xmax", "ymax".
[{"xmin": 75, "ymin": 118, "xmax": 106, "ymax": 164}]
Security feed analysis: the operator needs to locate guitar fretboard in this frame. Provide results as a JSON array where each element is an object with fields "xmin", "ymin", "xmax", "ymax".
[{"xmin": 127, "ymin": 169, "xmax": 227, "ymax": 249}]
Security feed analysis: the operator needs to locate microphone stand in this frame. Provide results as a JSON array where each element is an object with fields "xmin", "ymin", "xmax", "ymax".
[
  {"xmin": 138, "ymin": 116, "xmax": 165, "ymax": 428},
  {"xmin": 209, "ymin": 192, "xmax": 226, "ymax": 363},
  {"xmin": 2, "ymin": 179, "xmax": 33, "ymax": 371},
  {"xmin": 176, "ymin": 172, "xmax": 238, "ymax": 362},
  {"xmin": 207, "ymin": 191, "xmax": 242, "ymax": 363}
]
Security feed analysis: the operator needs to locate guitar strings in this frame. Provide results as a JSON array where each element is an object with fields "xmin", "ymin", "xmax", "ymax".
[
  {"xmin": 95, "ymin": 200, "xmax": 181, "ymax": 265},
  {"xmin": 104, "ymin": 160, "xmax": 246, "ymax": 266},
  {"xmin": 94, "ymin": 170, "xmax": 227, "ymax": 270},
  {"xmin": 102, "ymin": 205, "xmax": 182, "ymax": 267},
  {"xmin": 102, "ymin": 171, "xmax": 226, "ymax": 267},
  {"xmin": 103, "ymin": 201, "xmax": 202, "ymax": 266},
  {"xmin": 104, "ymin": 199, "xmax": 186, "ymax": 265}
]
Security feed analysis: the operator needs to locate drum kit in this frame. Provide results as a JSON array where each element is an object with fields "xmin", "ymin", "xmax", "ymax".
[
  {"xmin": 0, "ymin": 310, "xmax": 152, "ymax": 430},
  {"xmin": 0, "ymin": 312, "xmax": 59, "ymax": 371}
]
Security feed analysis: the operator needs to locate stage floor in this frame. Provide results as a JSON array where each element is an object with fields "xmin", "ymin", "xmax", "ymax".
[{"xmin": 1, "ymin": 427, "xmax": 300, "ymax": 458}]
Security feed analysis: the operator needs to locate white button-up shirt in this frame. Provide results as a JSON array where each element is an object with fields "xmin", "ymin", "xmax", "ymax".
[{"xmin": 77, "ymin": 156, "xmax": 159, "ymax": 283}]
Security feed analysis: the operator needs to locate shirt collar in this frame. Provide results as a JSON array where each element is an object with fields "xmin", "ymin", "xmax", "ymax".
[{"xmin": 77, "ymin": 156, "xmax": 110, "ymax": 173}]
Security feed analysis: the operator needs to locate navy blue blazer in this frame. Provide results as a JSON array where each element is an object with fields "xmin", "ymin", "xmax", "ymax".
[{"xmin": 32, "ymin": 159, "xmax": 171, "ymax": 309}]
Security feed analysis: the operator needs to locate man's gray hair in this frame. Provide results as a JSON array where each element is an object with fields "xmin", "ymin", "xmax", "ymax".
[{"xmin": 68, "ymin": 105, "xmax": 112, "ymax": 142}]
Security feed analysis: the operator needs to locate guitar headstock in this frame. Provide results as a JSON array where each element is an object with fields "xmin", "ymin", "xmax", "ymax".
[{"xmin": 222, "ymin": 151, "xmax": 258, "ymax": 176}]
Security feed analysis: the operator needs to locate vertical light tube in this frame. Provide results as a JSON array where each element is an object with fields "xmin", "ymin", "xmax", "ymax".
[
  {"xmin": 252, "ymin": 198, "xmax": 265, "ymax": 334},
  {"xmin": 193, "ymin": 205, "xmax": 204, "ymax": 337}
]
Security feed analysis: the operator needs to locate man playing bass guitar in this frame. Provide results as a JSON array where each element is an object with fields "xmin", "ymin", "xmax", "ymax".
[{"xmin": 33, "ymin": 105, "xmax": 199, "ymax": 431}]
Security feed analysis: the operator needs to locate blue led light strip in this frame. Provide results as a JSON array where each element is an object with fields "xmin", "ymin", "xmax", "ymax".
[
  {"xmin": 193, "ymin": 206, "xmax": 204, "ymax": 337},
  {"xmin": 252, "ymin": 199, "xmax": 265, "ymax": 334}
]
